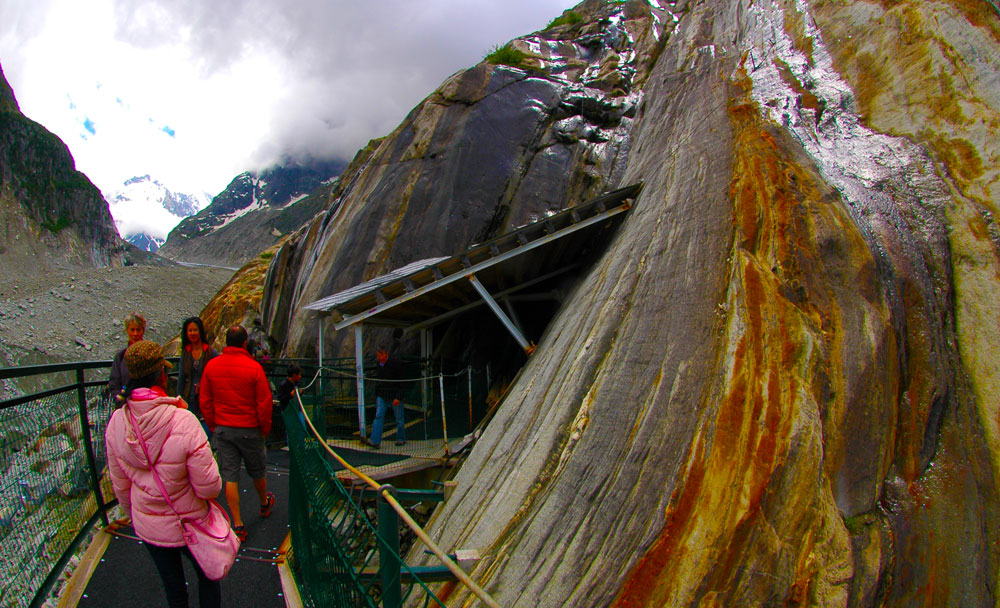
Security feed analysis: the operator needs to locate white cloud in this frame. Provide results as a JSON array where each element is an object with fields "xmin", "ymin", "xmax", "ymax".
[{"xmin": 0, "ymin": 0, "xmax": 580, "ymax": 197}]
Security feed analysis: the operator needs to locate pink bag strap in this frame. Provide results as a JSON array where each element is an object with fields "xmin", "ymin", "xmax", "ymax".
[
  {"xmin": 126, "ymin": 405, "xmax": 235, "ymax": 547},
  {"xmin": 126, "ymin": 405, "xmax": 183, "ymax": 517},
  {"xmin": 126, "ymin": 405, "xmax": 232, "ymax": 534}
]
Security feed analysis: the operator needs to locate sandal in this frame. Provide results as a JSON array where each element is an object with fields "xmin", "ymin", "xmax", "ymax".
[
  {"xmin": 259, "ymin": 492, "xmax": 275, "ymax": 518},
  {"xmin": 233, "ymin": 525, "xmax": 247, "ymax": 543}
]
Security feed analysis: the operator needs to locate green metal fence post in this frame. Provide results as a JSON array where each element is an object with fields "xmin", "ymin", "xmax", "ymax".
[
  {"xmin": 76, "ymin": 368, "xmax": 110, "ymax": 525},
  {"xmin": 377, "ymin": 485, "xmax": 402, "ymax": 608}
]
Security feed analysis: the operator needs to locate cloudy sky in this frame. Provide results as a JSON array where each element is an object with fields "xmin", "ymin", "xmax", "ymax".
[{"xmin": 0, "ymin": 0, "xmax": 578, "ymax": 199}]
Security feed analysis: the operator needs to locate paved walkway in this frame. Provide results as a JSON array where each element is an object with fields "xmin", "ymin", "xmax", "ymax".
[{"xmin": 74, "ymin": 448, "xmax": 293, "ymax": 608}]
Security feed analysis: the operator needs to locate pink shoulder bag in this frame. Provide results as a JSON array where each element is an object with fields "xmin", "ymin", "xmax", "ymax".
[{"xmin": 127, "ymin": 407, "xmax": 240, "ymax": 580}]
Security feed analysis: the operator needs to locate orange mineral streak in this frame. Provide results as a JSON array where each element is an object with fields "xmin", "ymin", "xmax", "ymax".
[
  {"xmin": 613, "ymin": 89, "xmax": 844, "ymax": 605},
  {"xmin": 612, "ymin": 434, "xmax": 709, "ymax": 607}
]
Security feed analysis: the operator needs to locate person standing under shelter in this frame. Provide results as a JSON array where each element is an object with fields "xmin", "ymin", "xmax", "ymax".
[
  {"xmin": 363, "ymin": 348, "xmax": 406, "ymax": 449},
  {"xmin": 108, "ymin": 312, "xmax": 146, "ymax": 405},
  {"xmin": 199, "ymin": 325, "xmax": 274, "ymax": 542}
]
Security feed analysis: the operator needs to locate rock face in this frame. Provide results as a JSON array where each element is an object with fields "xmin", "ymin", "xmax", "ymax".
[
  {"xmin": 258, "ymin": 0, "xmax": 1000, "ymax": 605},
  {"xmin": 157, "ymin": 159, "xmax": 345, "ymax": 267},
  {"xmin": 0, "ymin": 63, "xmax": 128, "ymax": 270},
  {"xmin": 261, "ymin": 0, "xmax": 658, "ymax": 358}
]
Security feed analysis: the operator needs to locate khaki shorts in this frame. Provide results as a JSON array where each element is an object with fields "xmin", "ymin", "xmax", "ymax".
[{"xmin": 214, "ymin": 425, "xmax": 266, "ymax": 482}]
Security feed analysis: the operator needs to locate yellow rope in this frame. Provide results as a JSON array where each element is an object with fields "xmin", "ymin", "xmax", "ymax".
[{"xmin": 293, "ymin": 390, "xmax": 500, "ymax": 608}]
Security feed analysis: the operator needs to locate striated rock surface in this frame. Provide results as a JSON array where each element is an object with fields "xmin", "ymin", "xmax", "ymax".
[
  {"xmin": 262, "ymin": 0, "xmax": 660, "ymax": 359},
  {"xmin": 416, "ymin": 1, "xmax": 1000, "ymax": 606},
  {"xmin": 257, "ymin": 0, "xmax": 1000, "ymax": 605},
  {"xmin": 0, "ymin": 63, "xmax": 130, "ymax": 271}
]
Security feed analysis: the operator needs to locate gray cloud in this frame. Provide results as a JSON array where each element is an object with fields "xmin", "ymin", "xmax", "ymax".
[{"xmin": 110, "ymin": 0, "xmax": 579, "ymax": 169}]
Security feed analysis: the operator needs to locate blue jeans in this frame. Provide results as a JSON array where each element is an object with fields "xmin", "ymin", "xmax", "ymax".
[
  {"xmin": 369, "ymin": 396, "xmax": 405, "ymax": 446},
  {"xmin": 145, "ymin": 542, "xmax": 221, "ymax": 608}
]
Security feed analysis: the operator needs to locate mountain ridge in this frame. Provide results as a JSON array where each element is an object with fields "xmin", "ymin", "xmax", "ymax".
[
  {"xmin": 157, "ymin": 158, "xmax": 346, "ymax": 266},
  {"xmin": 0, "ymin": 62, "xmax": 132, "ymax": 271}
]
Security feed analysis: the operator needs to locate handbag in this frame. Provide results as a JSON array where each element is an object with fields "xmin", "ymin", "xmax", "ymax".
[{"xmin": 127, "ymin": 406, "xmax": 240, "ymax": 580}]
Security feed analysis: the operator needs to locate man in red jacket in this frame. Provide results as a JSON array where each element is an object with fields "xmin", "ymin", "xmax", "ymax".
[{"xmin": 200, "ymin": 325, "xmax": 274, "ymax": 542}]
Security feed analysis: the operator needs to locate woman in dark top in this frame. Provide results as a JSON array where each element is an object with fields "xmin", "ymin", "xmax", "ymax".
[{"xmin": 176, "ymin": 317, "xmax": 218, "ymax": 434}]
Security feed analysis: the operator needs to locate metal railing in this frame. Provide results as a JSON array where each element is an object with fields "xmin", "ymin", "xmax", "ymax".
[
  {"xmin": 274, "ymin": 357, "xmax": 491, "ymax": 448},
  {"xmin": 0, "ymin": 360, "xmax": 117, "ymax": 608},
  {"xmin": 0, "ymin": 357, "xmax": 495, "ymax": 608}
]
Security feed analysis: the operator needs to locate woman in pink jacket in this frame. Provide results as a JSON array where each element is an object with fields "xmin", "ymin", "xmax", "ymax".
[{"xmin": 105, "ymin": 340, "xmax": 223, "ymax": 608}]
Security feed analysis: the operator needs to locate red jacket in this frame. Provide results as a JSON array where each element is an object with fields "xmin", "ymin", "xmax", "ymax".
[{"xmin": 199, "ymin": 346, "xmax": 273, "ymax": 435}]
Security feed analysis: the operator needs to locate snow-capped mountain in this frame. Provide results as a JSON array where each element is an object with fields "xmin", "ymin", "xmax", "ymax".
[
  {"xmin": 157, "ymin": 158, "xmax": 345, "ymax": 266},
  {"xmin": 104, "ymin": 175, "xmax": 211, "ymax": 252}
]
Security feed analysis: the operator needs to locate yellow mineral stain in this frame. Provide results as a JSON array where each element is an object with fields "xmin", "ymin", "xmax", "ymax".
[{"xmin": 614, "ymin": 78, "xmax": 862, "ymax": 604}]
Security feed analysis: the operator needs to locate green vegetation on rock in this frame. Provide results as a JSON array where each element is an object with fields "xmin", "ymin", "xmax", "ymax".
[
  {"xmin": 546, "ymin": 11, "xmax": 583, "ymax": 29},
  {"xmin": 485, "ymin": 44, "xmax": 528, "ymax": 68},
  {"xmin": 40, "ymin": 213, "xmax": 73, "ymax": 233}
]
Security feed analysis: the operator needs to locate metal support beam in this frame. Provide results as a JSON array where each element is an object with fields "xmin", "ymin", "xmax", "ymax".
[
  {"xmin": 407, "ymin": 265, "xmax": 577, "ymax": 333},
  {"xmin": 331, "ymin": 202, "xmax": 630, "ymax": 330},
  {"xmin": 502, "ymin": 296, "xmax": 524, "ymax": 336},
  {"xmin": 354, "ymin": 325, "xmax": 367, "ymax": 438},
  {"xmin": 467, "ymin": 274, "xmax": 532, "ymax": 354},
  {"xmin": 317, "ymin": 320, "xmax": 325, "ymax": 433},
  {"xmin": 318, "ymin": 320, "xmax": 324, "ymax": 368},
  {"xmin": 421, "ymin": 329, "xmax": 431, "ymax": 416}
]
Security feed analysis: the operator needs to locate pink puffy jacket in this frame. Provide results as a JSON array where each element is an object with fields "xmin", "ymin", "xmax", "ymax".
[{"xmin": 106, "ymin": 387, "xmax": 222, "ymax": 547}]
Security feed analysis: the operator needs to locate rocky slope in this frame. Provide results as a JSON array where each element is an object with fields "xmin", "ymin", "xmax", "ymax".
[
  {"xmin": 157, "ymin": 159, "xmax": 345, "ymax": 267},
  {"xmin": 0, "ymin": 264, "xmax": 234, "ymax": 369},
  {"xmin": 215, "ymin": 0, "xmax": 1000, "ymax": 605},
  {"xmin": 0, "ymin": 63, "xmax": 129, "ymax": 270}
]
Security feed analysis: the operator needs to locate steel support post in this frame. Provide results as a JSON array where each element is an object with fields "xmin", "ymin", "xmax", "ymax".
[
  {"xmin": 354, "ymin": 324, "xmax": 367, "ymax": 438},
  {"xmin": 377, "ymin": 486, "xmax": 402, "ymax": 608},
  {"xmin": 467, "ymin": 274, "xmax": 532, "ymax": 353},
  {"xmin": 317, "ymin": 319, "xmax": 324, "ymax": 432},
  {"xmin": 421, "ymin": 328, "xmax": 431, "ymax": 438},
  {"xmin": 439, "ymin": 374, "xmax": 450, "ymax": 456}
]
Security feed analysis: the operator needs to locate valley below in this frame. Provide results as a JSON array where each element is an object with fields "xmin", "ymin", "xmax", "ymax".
[{"xmin": 0, "ymin": 264, "xmax": 234, "ymax": 370}]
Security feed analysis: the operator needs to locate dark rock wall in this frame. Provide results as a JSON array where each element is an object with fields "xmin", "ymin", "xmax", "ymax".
[
  {"xmin": 0, "ymin": 64, "xmax": 125, "ymax": 269},
  {"xmin": 263, "ymin": 0, "xmax": 660, "ymax": 358}
]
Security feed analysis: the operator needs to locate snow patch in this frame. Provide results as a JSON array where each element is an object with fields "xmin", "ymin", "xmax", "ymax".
[{"xmin": 105, "ymin": 175, "xmax": 209, "ymax": 241}]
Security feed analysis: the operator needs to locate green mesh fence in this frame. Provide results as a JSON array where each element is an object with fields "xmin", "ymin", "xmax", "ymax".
[
  {"xmin": 0, "ymin": 365, "xmax": 115, "ymax": 608},
  {"xmin": 283, "ymin": 406, "xmax": 447, "ymax": 608}
]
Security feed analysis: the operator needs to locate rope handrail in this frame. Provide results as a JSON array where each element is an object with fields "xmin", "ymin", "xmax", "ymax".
[
  {"xmin": 296, "ymin": 365, "xmax": 473, "ymax": 391},
  {"xmin": 292, "ymin": 388, "xmax": 500, "ymax": 608}
]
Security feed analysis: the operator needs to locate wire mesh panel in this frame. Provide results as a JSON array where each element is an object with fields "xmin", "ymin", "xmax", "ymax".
[
  {"xmin": 283, "ymin": 408, "xmax": 445, "ymax": 608},
  {"xmin": 0, "ymin": 380, "xmax": 113, "ymax": 608}
]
